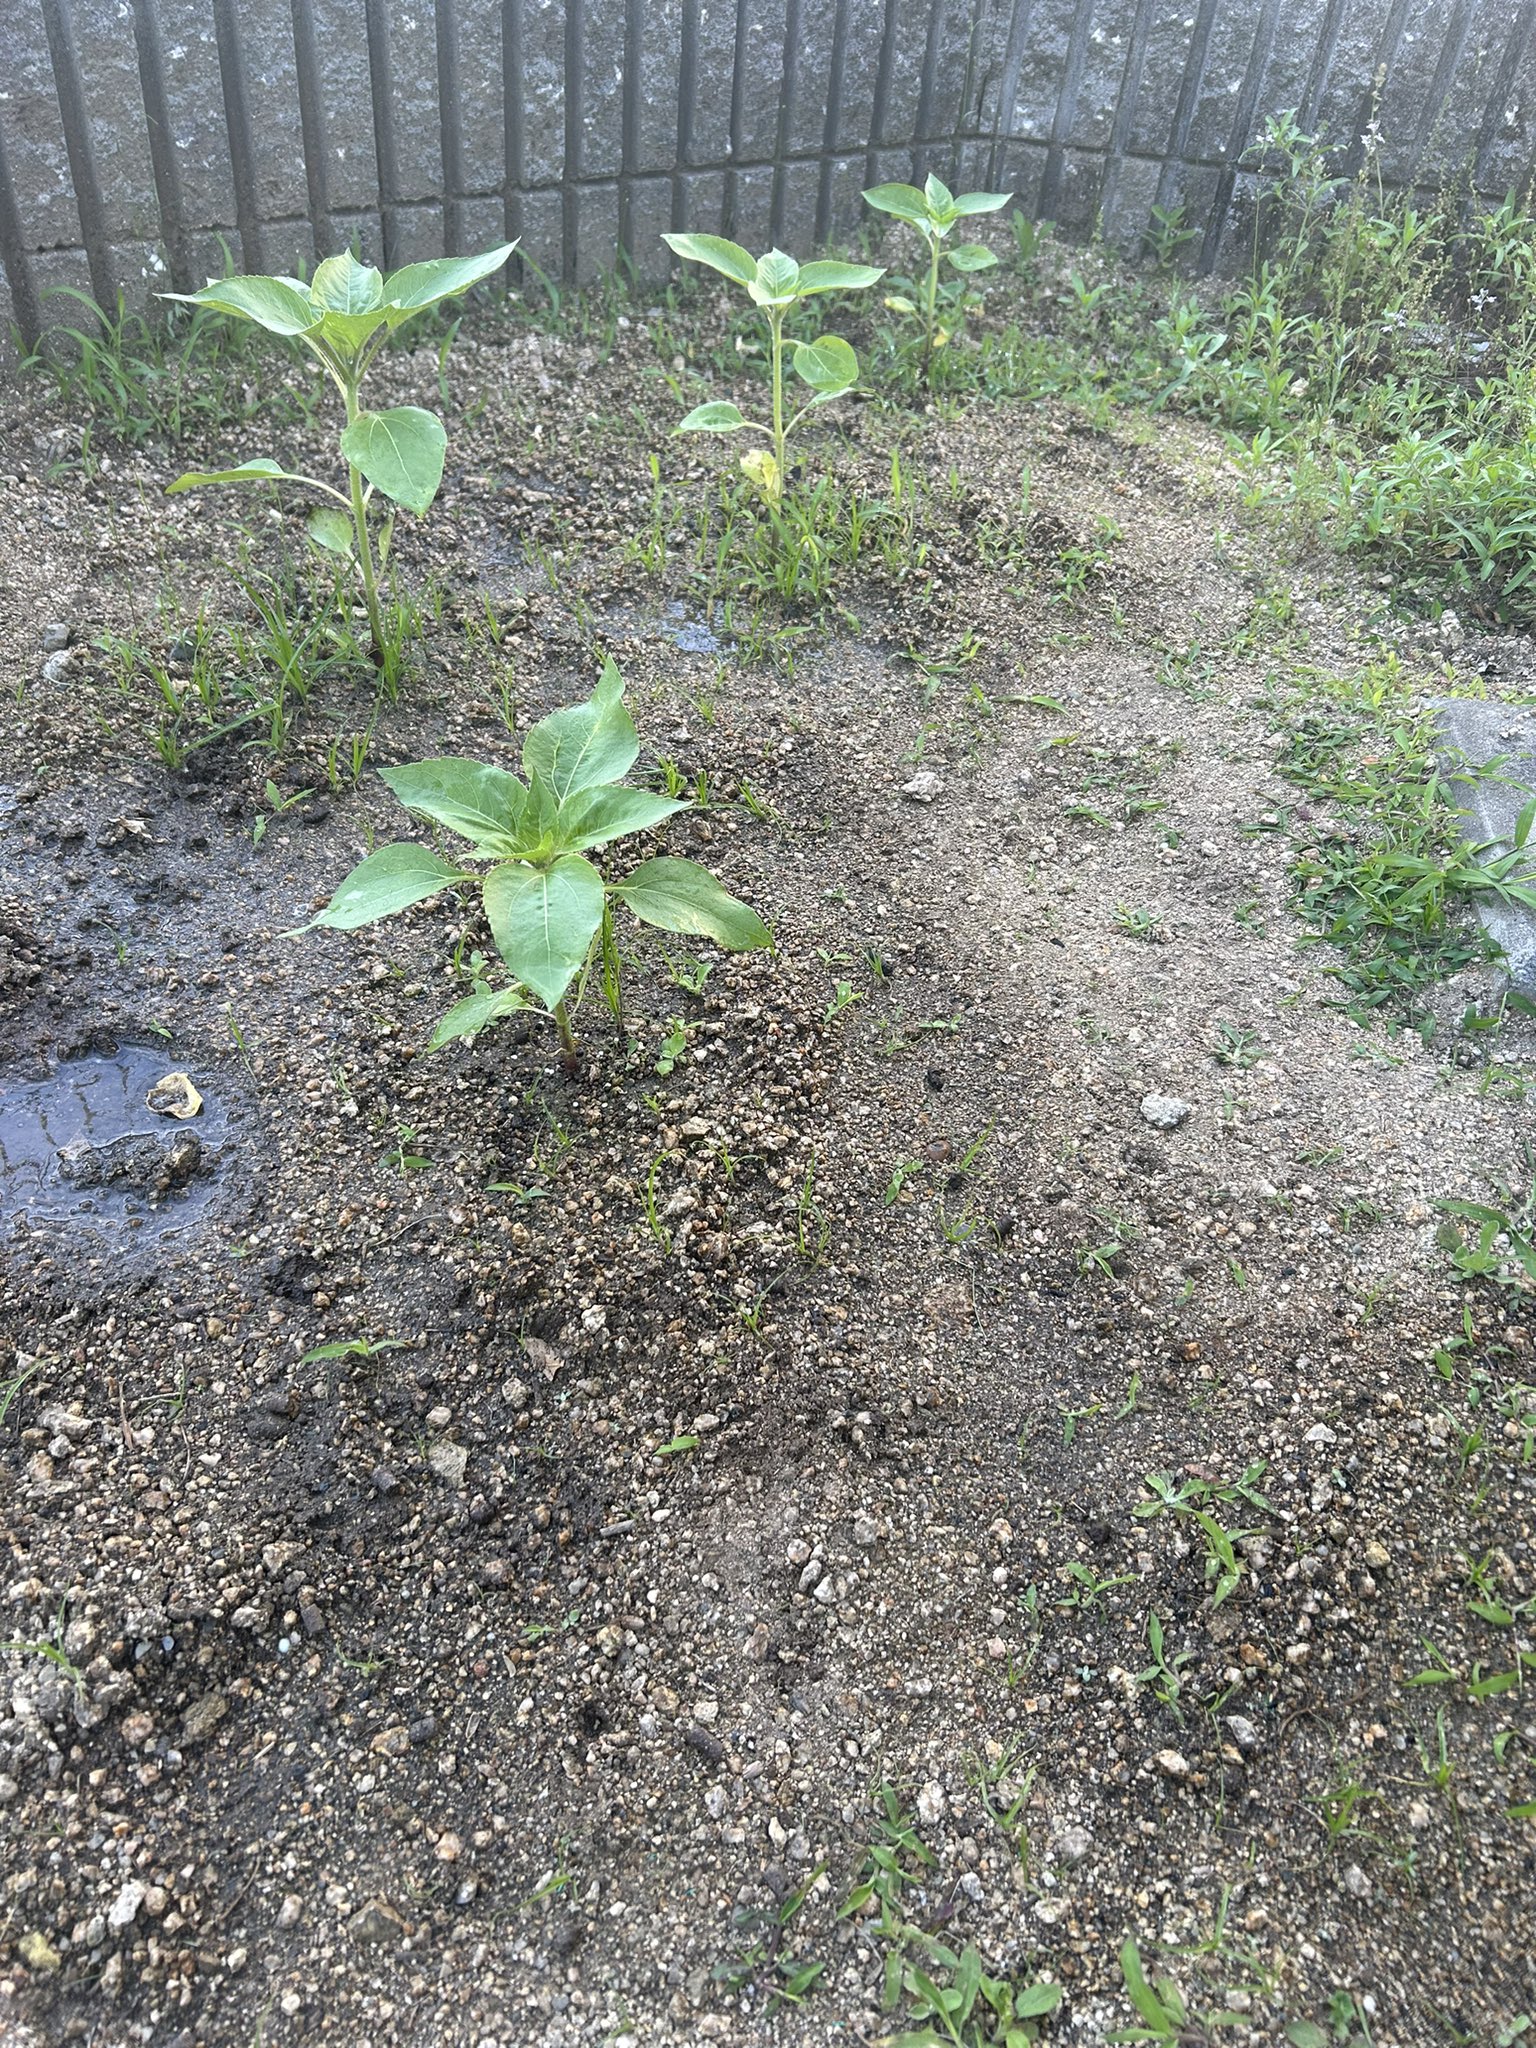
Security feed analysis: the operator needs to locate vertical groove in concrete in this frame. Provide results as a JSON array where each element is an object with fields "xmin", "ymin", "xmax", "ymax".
[
  {"xmin": 956, "ymin": 0, "xmax": 990, "ymax": 145},
  {"xmin": 1154, "ymin": 0, "xmax": 1220, "ymax": 214},
  {"xmin": 130, "ymin": 0, "xmax": 189, "ymax": 289},
  {"xmin": 619, "ymin": 0, "xmax": 643, "ymax": 260},
  {"xmin": 913, "ymin": 0, "xmax": 949, "ymax": 180},
  {"xmin": 39, "ymin": 0, "xmax": 115, "ymax": 310},
  {"xmin": 672, "ymin": 0, "xmax": 700, "ymax": 232},
  {"xmin": 289, "ymin": 0, "xmax": 330, "ymax": 263},
  {"xmin": 212, "ymin": 0, "xmax": 264, "ymax": 273},
  {"xmin": 0, "ymin": 104, "xmax": 42, "ymax": 348},
  {"xmin": 1102, "ymin": 0, "xmax": 1159, "ymax": 222},
  {"xmin": 1474, "ymin": 1, "xmax": 1536, "ymax": 192},
  {"xmin": 1403, "ymin": 0, "xmax": 1474, "ymax": 188},
  {"xmin": 1199, "ymin": 0, "xmax": 1283, "ymax": 274},
  {"xmin": 723, "ymin": 0, "xmax": 751, "ymax": 238},
  {"xmin": 437, "ymin": 0, "xmax": 466, "ymax": 254},
  {"xmin": 364, "ymin": 0, "xmax": 400, "ymax": 265},
  {"xmin": 502, "ymin": 0, "xmax": 525, "ymax": 252},
  {"xmin": 770, "ymin": 0, "xmax": 802, "ymax": 246},
  {"xmin": 1038, "ymin": 0, "xmax": 1096, "ymax": 221},
  {"xmin": 1299, "ymin": 0, "xmax": 1352, "ymax": 130},
  {"xmin": 814, "ymin": 0, "xmax": 851, "ymax": 245},
  {"xmin": 562, "ymin": 0, "xmax": 583, "ymax": 280},
  {"xmin": 1342, "ymin": 0, "xmax": 1414, "ymax": 181},
  {"xmin": 986, "ymin": 0, "xmax": 1036, "ymax": 189},
  {"xmin": 866, "ymin": 0, "xmax": 901, "ymax": 186}
]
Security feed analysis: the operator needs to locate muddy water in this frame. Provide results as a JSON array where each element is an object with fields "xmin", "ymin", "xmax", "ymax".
[{"xmin": 0, "ymin": 1043, "xmax": 232, "ymax": 1240}]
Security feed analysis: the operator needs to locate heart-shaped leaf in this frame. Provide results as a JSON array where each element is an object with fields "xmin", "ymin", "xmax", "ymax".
[
  {"xmin": 339, "ymin": 406, "xmax": 447, "ymax": 515},
  {"xmin": 676, "ymin": 400, "xmax": 751, "ymax": 433},
  {"xmin": 383, "ymin": 242, "xmax": 518, "ymax": 314},
  {"xmin": 611, "ymin": 857, "xmax": 771, "ymax": 948},
  {"xmin": 159, "ymin": 276, "xmax": 322, "ymax": 336},
  {"xmin": 522, "ymin": 662, "xmax": 638, "ymax": 801},
  {"xmin": 660, "ymin": 233, "xmax": 758, "ymax": 285},
  {"xmin": 380, "ymin": 758, "xmax": 528, "ymax": 850},
  {"xmin": 426, "ymin": 983, "xmax": 528, "ymax": 1050},
  {"xmin": 484, "ymin": 853, "xmax": 605, "ymax": 1009},
  {"xmin": 862, "ymin": 183, "xmax": 932, "ymax": 229},
  {"xmin": 556, "ymin": 784, "xmax": 687, "ymax": 852},
  {"xmin": 166, "ymin": 457, "xmax": 287, "ymax": 495},
  {"xmin": 792, "ymin": 334, "xmax": 858, "ymax": 392},
  {"xmin": 795, "ymin": 260, "xmax": 885, "ymax": 294},
  {"xmin": 947, "ymin": 243, "xmax": 998, "ymax": 273},
  {"xmin": 307, "ymin": 843, "xmax": 464, "ymax": 929},
  {"xmin": 306, "ymin": 506, "xmax": 355, "ymax": 556}
]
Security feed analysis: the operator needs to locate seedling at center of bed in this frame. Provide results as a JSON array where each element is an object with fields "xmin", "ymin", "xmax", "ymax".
[{"xmin": 300, "ymin": 660, "xmax": 772, "ymax": 1068}]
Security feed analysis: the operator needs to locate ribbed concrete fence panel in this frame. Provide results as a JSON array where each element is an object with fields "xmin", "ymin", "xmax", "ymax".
[{"xmin": 1, "ymin": 0, "xmax": 1532, "ymax": 351}]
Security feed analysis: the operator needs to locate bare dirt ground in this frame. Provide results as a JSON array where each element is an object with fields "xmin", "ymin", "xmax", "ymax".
[{"xmin": 2, "ymin": 287, "xmax": 1534, "ymax": 2048}]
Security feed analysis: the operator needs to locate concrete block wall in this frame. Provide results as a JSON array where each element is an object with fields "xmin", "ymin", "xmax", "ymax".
[{"xmin": 1, "ymin": 0, "xmax": 1533, "ymax": 351}]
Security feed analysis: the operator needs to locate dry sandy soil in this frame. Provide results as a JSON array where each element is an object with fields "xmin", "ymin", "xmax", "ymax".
[{"xmin": 1, "ymin": 279, "xmax": 1534, "ymax": 2048}]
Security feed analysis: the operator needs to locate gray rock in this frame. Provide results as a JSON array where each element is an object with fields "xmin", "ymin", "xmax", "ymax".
[
  {"xmin": 684, "ymin": 1724, "xmax": 725, "ymax": 1766},
  {"xmin": 107, "ymin": 1879, "xmax": 145, "ymax": 1930},
  {"xmin": 180, "ymin": 1692, "xmax": 228, "ymax": 1742},
  {"xmin": 902, "ymin": 770, "xmax": 942, "ymax": 804},
  {"xmin": 427, "ymin": 1441, "xmax": 468, "ymax": 1488},
  {"xmin": 40, "ymin": 623, "xmax": 71, "ymax": 653},
  {"xmin": 348, "ymin": 1898, "xmax": 411, "ymax": 1946},
  {"xmin": 41, "ymin": 650, "xmax": 73, "ymax": 686},
  {"xmin": 1225, "ymin": 1714, "xmax": 1262, "ymax": 1753},
  {"xmin": 1140, "ymin": 1093, "xmax": 1191, "ymax": 1131}
]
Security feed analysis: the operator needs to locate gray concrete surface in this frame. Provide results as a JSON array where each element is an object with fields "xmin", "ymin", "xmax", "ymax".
[
  {"xmin": 0, "ymin": 0, "xmax": 1533, "ymax": 350},
  {"xmin": 1435, "ymin": 697, "xmax": 1536, "ymax": 998}
]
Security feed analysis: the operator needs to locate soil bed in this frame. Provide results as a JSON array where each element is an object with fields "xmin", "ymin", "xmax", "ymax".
[{"xmin": 1, "ymin": 278, "xmax": 1534, "ymax": 2048}]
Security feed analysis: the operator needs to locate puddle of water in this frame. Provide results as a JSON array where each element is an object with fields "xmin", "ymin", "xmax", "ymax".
[
  {"xmin": 659, "ymin": 600, "xmax": 725, "ymax": 655},
  {"xmin": 597, "ymin": 600, "xmax": 728, "ymax": 655},
  {"xmin": 0, "ymin": 1044, "xmax": 232, "ymax": 1241}
]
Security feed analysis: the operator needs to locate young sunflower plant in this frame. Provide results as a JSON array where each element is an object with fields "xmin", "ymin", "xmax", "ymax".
[
  {"xmin": 661, "ymin": 235, "xmax": 884, "ymax": 504},
  {"xmin": 162, "ymin": 242, "xmax": 515, "ymax": 672},
  {"xmin": 862, "ymin": 175, "xmax": 1012, "ymax": 375},
  {"xmin": 301, "ymin": 661, "xmax": 772, "ymax": 1067}
]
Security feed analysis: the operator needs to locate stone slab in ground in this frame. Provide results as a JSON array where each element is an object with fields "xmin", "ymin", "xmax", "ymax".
[{"xmin": 1433, "ymin": 696, "xmax": 1536, "ymax": 995}]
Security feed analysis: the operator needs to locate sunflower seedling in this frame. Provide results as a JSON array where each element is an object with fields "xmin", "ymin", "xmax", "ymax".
[
  {"xmin": 163, "ymin": 242, "xmax": 515, "ymax": 676},
  {"xmin": 301, "ymin": 661, "xmax": 772, "ymax": 1068},
  {"xmin": 862, "ymin": 173, "xmax": 1012, "ymax": 375},
  {"xmin": 660, "ymin": 235, "xmax": 883, "ymax": 505}
]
